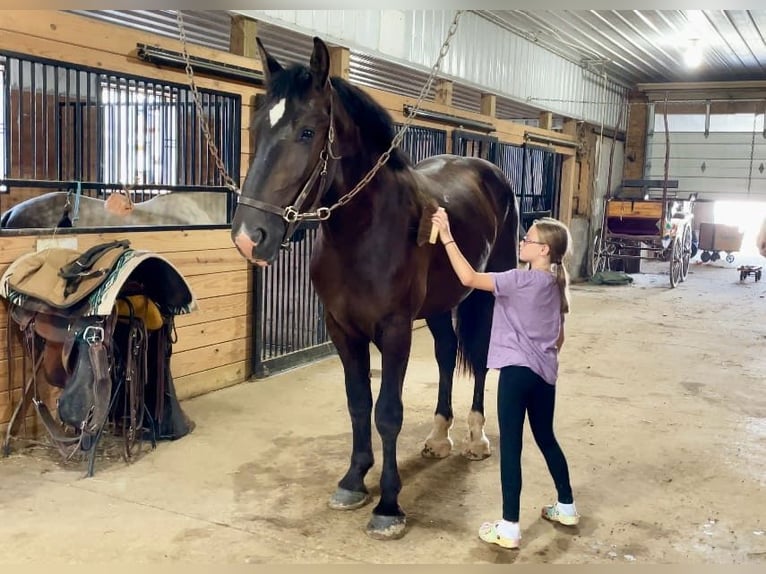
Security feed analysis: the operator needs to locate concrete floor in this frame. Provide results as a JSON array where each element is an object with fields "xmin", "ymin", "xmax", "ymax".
[{"xmin": 1, "ymin": 255, "xmax": 765, "ymax": 564}]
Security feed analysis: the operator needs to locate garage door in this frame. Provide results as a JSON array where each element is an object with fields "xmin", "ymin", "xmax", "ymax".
[{"xmin": 646, "ymin": 110, "xmax": 766, "ymax": 201}]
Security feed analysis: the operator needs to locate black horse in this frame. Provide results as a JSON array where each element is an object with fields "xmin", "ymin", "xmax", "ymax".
[{"xmin": 232, "ymin": 37, "xmax": 519, "ymax": 539}]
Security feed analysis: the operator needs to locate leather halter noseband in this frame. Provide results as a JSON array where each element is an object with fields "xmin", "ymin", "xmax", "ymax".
[{"xmin": 236, "ymin": 92, "xmax": 339, "ymax": 249}]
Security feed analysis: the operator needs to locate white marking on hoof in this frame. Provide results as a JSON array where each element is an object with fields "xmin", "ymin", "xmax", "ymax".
[
  {"xmin": 462, "ymin": 410, "xmax": 491, "ymax": 460},
  {"xmin": 422, "ymin": 414, "xmax": 453, "ymax": 458},
  {"xmin": 269, "ymin": 98, "xmax": 286, "ymax": 127},
  {"xmin": 366, "ymin": 515, "xmax": 407, "ymax": 540}
]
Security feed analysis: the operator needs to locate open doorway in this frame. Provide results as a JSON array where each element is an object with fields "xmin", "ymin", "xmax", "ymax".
[{"xmin": 713, "ymin": 200, "xmax": 766, "ymax": 257}]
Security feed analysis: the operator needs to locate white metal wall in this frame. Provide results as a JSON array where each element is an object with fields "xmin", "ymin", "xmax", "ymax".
[
  {"xmin": 232, "ymin": 9, "xmax": 627, "ymax": 129},
  {"xmin": 593, "ymin": 136, "xmax": 625, "ymax": 231},
  {"xmin": 647, "ymin": 130, "xmax": 766, "ymax": 201}
]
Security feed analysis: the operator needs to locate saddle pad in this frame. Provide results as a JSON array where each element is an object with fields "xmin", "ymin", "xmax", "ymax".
[{"xmin": 2, "ymin": 242, "xmax": 130, "ymax": 309}]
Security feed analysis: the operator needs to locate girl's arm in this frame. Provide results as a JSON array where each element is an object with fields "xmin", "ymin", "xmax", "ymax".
[
  {"xmin": 556, "ymin": 315, "xmax": 565, "ymax": 350},
  {"xmin": 432, "ymin": 208, "xmax": 494, "ymax": 292}
]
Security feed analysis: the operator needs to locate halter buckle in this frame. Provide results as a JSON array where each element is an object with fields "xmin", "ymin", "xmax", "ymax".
[{"xmin": 283, "ymin": 206, "xmax": 299, "ymax": 223}]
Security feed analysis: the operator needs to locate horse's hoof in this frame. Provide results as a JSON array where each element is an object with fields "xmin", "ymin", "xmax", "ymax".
[
  {"xmin": 328, "ymin": 487, "xmax": 371, "ymax": 510},
  {"xmin": 366, "ymin": 514, "xmax": 407, "ymax": 540},
  {"xmin": 421, "ymin": 438, "xmax": 452, "ymax": 458},
  {"xmin": 462, "ymin": 440, "xmax": 491, "ymax": 461}
]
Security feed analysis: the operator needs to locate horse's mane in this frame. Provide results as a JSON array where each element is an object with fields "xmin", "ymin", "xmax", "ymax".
[{"xmin": 269, "ymin": 65, "xmax": 411, "ymax": 170}]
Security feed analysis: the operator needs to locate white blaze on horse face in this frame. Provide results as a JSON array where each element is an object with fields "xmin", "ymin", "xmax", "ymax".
[{"xmin": 269, "ymin": 99, "xmax": 286, "ymax": 128}]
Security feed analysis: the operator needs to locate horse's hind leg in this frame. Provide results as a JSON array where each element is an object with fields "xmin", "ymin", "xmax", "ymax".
[
  {"xmin": 422, "ymin": 311, "xmax": 457, "ymax": 459},
  {"xmin": 325, "ymin": 314, "xmax": 374, "ymax": 511},
  {"xmin": 456, "ymin": 289, "xmax": 494, "ymax": 461}
]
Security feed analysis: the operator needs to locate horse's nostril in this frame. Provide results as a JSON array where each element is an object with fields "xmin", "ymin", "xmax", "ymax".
[{"xmin": 252, "ymin": 229, "xmax": 265, "ymax": 244}]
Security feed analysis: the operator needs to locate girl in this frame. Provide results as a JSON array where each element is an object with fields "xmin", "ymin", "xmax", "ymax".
[{"xmin": 430, "ymin": 207, "xmax": 579, "ymax": 550}]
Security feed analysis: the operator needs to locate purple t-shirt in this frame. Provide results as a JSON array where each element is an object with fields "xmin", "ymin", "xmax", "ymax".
[{"xmin": 488, "ymin": 269, "xmax": 562, "ymax": 385}]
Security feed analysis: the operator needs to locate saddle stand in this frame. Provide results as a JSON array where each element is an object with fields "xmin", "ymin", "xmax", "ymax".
[{"xmin": 1, "ymin": 240, "xmax": 198, "ymax": 477}]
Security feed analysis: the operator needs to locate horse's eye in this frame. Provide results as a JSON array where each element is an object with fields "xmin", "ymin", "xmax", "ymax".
[{"xmin": 299, "ymin": 128, "xmax": 315, "ymax": 141}]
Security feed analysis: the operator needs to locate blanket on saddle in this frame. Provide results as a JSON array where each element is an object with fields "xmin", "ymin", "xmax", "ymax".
[{"xmin": 1, "ymin": 240, "xmax": 198, "ymax": 317}]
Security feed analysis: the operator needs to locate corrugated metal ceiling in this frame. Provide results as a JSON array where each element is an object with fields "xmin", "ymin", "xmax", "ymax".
[
  {"xmin": 478, "ymin": 10, "xmax": 766, "ymax": 87},
  {"xmin": 69, "ymin": 10, "xmax": 552, "ymax": 123},
  {"xmin": 70, "ymin": 10, "xmax": 766, "ymax": 109}
]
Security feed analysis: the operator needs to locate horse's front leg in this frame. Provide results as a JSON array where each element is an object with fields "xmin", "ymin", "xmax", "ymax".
[
  {"xmin": 367, "ymin": 315, "xmax": 412, "ymax": 540},
  {"xmin": 422, "ymin": 311, "xmax": 457, "ymax": 458},
  {"xmin": 325, "ymin": 314, "xmax": 375, "ymax": 511}
]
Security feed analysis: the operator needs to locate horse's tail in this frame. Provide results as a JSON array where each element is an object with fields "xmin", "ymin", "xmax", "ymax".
[
  {"xmin": 455, "ymin": 289, "xmax": 494, "ymax": 379},
  {"xmin": 455, "ymin": 193, "xmax": 519, "ymax": 379}
]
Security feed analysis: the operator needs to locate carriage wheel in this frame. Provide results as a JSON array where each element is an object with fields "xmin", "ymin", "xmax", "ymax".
[
  {"xmin": 669, "ymin": 237, "xmax": 682, "ymax": 288},
  {"xmin": 680, "ymin": 225, "xmax": 692, "ymax": 282},
  {"xmin": 591, "ymin": 229, "xmax": 608, "ymax": 275}
]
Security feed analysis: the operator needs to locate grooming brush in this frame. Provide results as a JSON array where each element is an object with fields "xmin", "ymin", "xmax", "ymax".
[{"xmin": 417, "ymin": 202, "xmax": 440, "ymax": 246}]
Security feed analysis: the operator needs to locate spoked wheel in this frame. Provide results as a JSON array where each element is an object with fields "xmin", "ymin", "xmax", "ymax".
[
  {"xmin": 591, "ymin": 229, "xmax": 608, "ymax": 275},
  {"xmin": 669, "ymin": 237, "xmax": 683, "ymax": 288},
  {"xmin": 680, "ymin": 225, "xmax": 692, "ymax": 282}
]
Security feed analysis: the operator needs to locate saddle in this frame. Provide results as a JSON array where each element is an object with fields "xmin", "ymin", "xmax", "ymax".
[
  {"xmin": 8, "ymin": 239, "xmax": 130, "ymax": 307},
  {"xmin": 2, "ymin": 240, "xmax": 195, "ymax": 475}
]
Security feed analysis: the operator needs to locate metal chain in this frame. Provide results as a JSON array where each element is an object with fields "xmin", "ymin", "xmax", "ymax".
[
  {"xmin": 327, "ymin": 9, "xmax": 464, "ymax": 213},
  {"xmin": 176, "ymin": 9, "xmax": 464, "ymax": 204},
  {"xmin": 176, "ymin": 11, "xmax": 240, "ymax": 193}
]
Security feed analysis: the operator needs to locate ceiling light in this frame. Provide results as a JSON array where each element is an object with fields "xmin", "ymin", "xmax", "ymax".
[{"xmin": 684, "ymin": 39, "xmax": 703, "ymax": 69}]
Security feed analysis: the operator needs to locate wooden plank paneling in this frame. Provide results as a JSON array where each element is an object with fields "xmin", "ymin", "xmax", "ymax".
[
  {"xmin": 170, "ymin": 337, "xmax": 250, "ymax": 379},
  {"xmin": 186, "ymin": 269, "xmax": 250, "ymax": 299},
  {"xmin": 0, "ymin": 11, "xmax": 262, "ymax": 85},
  {"xmin": 174, "ymin": 293, "xmax": 250, "ymax": 327},
  {"xmin": 174, "ymin": 315, "xmax": 249, "ymax": 353},
  {"xmin": 175, "ymin": 360, "xmax": 249, "ymax": 401}
]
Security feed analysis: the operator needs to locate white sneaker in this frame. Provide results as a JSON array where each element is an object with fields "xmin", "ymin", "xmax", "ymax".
[{"xmin": 541, "ymin": 502, "xmax": 580, "ymax": 526}]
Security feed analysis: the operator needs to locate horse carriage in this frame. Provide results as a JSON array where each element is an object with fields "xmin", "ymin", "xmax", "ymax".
[{"xmin": 592, "ymin": 179, "xmax": 695, "ymax": 288}]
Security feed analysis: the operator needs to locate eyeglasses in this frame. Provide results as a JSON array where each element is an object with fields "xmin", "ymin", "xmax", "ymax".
[{"xmin": 521, "ymin": 236, "xmax": 546, "ymax": 246}]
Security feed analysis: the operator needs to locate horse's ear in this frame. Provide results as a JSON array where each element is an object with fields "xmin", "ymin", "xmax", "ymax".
[
  {"xmin": 310, "ymin": 37, "xmax": 330, "ymax": 90},
  {"xmin": 256, "ymin": 37, "xmax": 283, "ymax": 87}
]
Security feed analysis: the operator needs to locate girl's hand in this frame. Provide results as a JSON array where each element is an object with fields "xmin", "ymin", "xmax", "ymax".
[{"xmin": 431, "ymin": 207, "xmax": 453, "ymax": 243}]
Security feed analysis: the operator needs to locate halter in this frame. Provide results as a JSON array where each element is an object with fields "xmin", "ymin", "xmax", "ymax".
[{"xmin": 236, "ymin": 89, "xmax": 341, "ymax": 249}]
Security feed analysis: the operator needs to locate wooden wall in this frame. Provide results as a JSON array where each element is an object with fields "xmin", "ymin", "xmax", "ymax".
[{"xmin": 0, "ymin": 230, "xmax": 251, "ymax": 436}]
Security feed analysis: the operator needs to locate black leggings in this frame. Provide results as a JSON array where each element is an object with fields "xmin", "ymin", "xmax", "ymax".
[{"xmin": 497, "ymin": 365, "xmax": 573, "ymax": 522}]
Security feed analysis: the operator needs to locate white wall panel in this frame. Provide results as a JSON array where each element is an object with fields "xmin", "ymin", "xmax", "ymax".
[
  {"xmin": 233, "ymin": 9, "xmax": 626, "ymax": 129},
  {"xmin": 647, "ymin": 130, "xmax": 766, "ymax": 200}
]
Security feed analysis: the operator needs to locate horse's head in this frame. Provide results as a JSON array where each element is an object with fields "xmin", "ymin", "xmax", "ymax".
[{"xmin": 232, "ymin": 37, "xmax": 338, "ymax": 265}]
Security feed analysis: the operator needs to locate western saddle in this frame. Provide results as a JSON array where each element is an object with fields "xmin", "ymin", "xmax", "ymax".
[{"xmin": 2, "ymin": 240, "xmax": 195, "ymax": 476}]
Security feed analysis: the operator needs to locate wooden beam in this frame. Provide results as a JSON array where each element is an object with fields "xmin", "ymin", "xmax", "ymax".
[
  {"xmin": 562, "ymin": 118, "xmax": 578, "ymax": 137},
  {"xmin": 539, "ymin": 111, "xmax": 554, "ymax": 131},
  {"xmin": 328, "ymin": 46, "xmax": 350, "ymax": 80},
  {"xmin": 434, "ymin": 80, "xmax": 453, "ymax": 106},
  {"xmin": 480, "ymin": 93, "xmax": 496, "ymax": 117},
  {"xmin": 229, "ymin": 15, "xmax": 258, "ymax": 59},
  {"xmin": 559, "ymin": 156, "xmax": 576, "ymax": 226}
]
